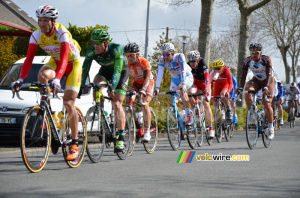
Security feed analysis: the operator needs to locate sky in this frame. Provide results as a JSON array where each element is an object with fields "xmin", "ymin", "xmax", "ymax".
[{"xmin": 10, "ymin": 0, "xmax": 291, "ymax": 82}]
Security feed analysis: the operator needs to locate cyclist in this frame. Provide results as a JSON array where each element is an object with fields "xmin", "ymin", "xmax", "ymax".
[
  {"xmin": 237, "ymin": 43, "xmax": 275, "ymax": 140},
  {"xmin": 210, "ymin": 60, "xmax": 233, "ymax": 122},
  {"xmin": 187, "ymin": 50, "xmax": 214, "ymax": 138},
  {"xmin": 230, "ymin": 74, "xmax": 238, "ymax": 125},
  {"xmin": 154, "ymin": 43, "xmax": 194, "ymax": 126},
  {"xmin": 274, "ymin": 79, "xmax": 284, "ymax": 125},
  {"xmin": 81, "ymin": 28, "xmax": 129, "ymax": 152},
  {"xmin": 124, "ymin": 43, "xmax": 154, "ymax": 142},
  {"xmin": 283, "ymin": 82, "xmax": 300, "ymax": 121},
  {"xmin": 11, "ymin": 5, "xmax": 82, "ymax": 161}
]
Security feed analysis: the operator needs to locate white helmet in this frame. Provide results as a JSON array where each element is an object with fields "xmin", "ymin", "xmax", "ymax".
[
  {"xmin": 161, "ymin": 43, "xmax": 175, "ymax": 53},
  {"xmin": 188, "ymin": 50, "xmax": 200, "ymax": 61},
  {"xmin": 36, "ymin": 5, "xmax": 59, "ymax": 19},
  {"xmin": 290, "ymin": 82, "xmax": 296, "ymax": 87}
]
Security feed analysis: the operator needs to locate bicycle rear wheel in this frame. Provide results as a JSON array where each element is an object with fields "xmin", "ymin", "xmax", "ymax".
[
  {"xmin": 215, "ymin": 105, "xmax": 223, "ymax": 143},
  {"xmin": 186, "ymin": 111, "xmax": 198, "ymax": 149},
  {"xmin": 166, "ymin": 107, "xmax": 181, "ymax": 151},
  {"xmin": 20, "ymin": 106, "xmax": 51, "ymax": 173},
  {"xmin": 62, "ymin": 107, "xmax": 87, "ymax": 168},
  {"xmin": 116, "ymin": 106, "xmax": 136, "ymax": 159},
  {"xmin": 195, "ymin": 107, "xmax": 204, "ymax": 147},
  {"xmin": 85, "ymin": 106, "xmax": 105, "ymax": 163},
  {"xmin": 246, "ymin": 109, "xmax": 258, "ymax": 149},
  {"xmin": 143, "ymin": 108, "xmax": 158, "ymax": 154}
]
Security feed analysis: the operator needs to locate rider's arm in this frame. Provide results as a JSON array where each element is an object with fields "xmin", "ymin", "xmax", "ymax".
[
  {"xmin": 111, "ymin": 45, "xmax": 124, "ymax": 90},
  {"xmin": 81, "ymin": 47, "xmax": 95, "ymax": 86},
  {"xmin": 179, "ymin": 53, "xmax": 187, "ymax": 85},
  {"xmin": 19, "ymin": 43, "xmax": 38, "ymax": 80},
  {"xmin": 265, "ymin": 56, "xmax": 273, "ymax": 89},
  {"xmin": 227, "ymin": 68, "xmax": 233, "ymax": 93},
  {"xmin": 55, "ymin": 42, "xmax": 70, "ymax": 80},
  {"xmin": 239, "ymin": 58, "xmax": 250, "ymax": 88},
  {"xmin": 155, "ymin": 56, "xmax": 165, "ymax": 89},
  {"xmin": 202, "ymin": 59, "xmax": 210, "ymax": 92},
  {"xmin": 141, "ymin": 59, "xmax": 152, "ymax": 92}
]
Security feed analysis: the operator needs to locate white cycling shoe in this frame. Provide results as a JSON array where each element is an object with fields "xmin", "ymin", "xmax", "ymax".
[
  {"xmin": 267, "ymin": 127, "xmax": 274, "ymax": 140},
  {"xmin": 143, "ymin": 131, "xmax": 151, "ymax": 142}
]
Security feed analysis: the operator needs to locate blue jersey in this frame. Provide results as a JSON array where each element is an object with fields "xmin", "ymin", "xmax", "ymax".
[
  {"xmin": 276, "ymin": 81, "xmax": 283, "ymax": 100},
  {"xmin": 230, "ymin": 75, "xmax": 237, "ymax": 99}
]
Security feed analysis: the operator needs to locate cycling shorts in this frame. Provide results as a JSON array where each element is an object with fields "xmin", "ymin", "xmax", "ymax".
[
  {"xmin": 169, "ymin": 75, "xmax": 194, "ymax": 92},
  {"xmin": 95, "ymin": 66, "xmax": 129, "ymax": 96},
  {"xmin": 127, "ymin": 80, "xmax": 154, "ymax": 97},
  {"xmin": 42, "ymin": 57, "xmax": 82, "ymax": 92},
  {"xmin": 192, "ymin": 79, "xmax": 211, "ymax": 95},
  {"xmin": 213, "ymin": 85, "xmax": 230, "ymax": 101}
]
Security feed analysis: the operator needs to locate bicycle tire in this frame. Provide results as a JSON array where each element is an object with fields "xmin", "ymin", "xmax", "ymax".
[
  {"xmin": 62, "ymin": 107, "xmax": 87, "ymax": 168},
  {"xmin": 195, "ymin": 106, "xmax": 204, "ymax": 147},
  {"xmin": 246, "ymin": 109, "xmax": 258, "ymax": 149},
  {"xmin": 143, "ymin": 108, "xmax": 158, "ymax": 154},
  {"xmin": 166, "ymin": 107, "xmax": 181, "ymax": 151},
  {"xmin": 20, "ymin": 106, "xmax": 51, "ymax": 173},
  {"xmin": 186, "ymin": 110, "xmax": 198, "ymax": 149},
  {"xmin": 228, "ymin": 123, "xmax": 234, "ymax": 138},
  {"xmin": 85, "ymin": 106, "xmax": 105, "ymax": 163},
  {"xmin": 214, "ymin": 105, "xmax": 223, "ymax": 143},
  {"xmin": 116, "ymin": 106, "xmax": 136, "ymax": 159}
]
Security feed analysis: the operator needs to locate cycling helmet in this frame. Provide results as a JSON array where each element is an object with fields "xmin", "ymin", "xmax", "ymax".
[
  {"xmin": 36, "ymin": 5, "xmax": 59, "ymax": 19},
  {"xmin": 124, "ymin": 43, "xmax": 140, "ymax": 53},
  {"xmin": 249, "ymin": 43, "xmax": 262, "ymax": 51},
  {"xmin": 290, "ymin": 82, "xmax": 296, "ymax": 88},
  {"xmin": 188, "ymin": 50, "xmax": 200, "ymax": 61},
  {"xmin": 161, "ymin": 43, "xmax": 175, "ymax": 53},
  {"xmin": 91, "ymin": 28, "xmax": 110, "ymax": 41},
  {"xmin": 212, "ymin": 60, "xmax": 224, "ymax": 68}
]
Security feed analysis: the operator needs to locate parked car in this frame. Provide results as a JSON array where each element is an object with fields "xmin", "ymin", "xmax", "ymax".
[{"xmin": 0, "ymin": 56, "xmax": 110, "ymax": 138}]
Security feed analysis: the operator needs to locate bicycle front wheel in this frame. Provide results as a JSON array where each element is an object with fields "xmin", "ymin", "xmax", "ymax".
[
  {"xmin": 246, "ymin": 109, "xmax": 258, "ymax": 149},
  {"xmin": 85, "ymin": 106, "xmax": 105, "ymax": 163},
  {"xmin": 194, "ymin": 106, "xmax": 204, "ymax": 147},
  {"xmin": 143, "ymin": 108, "xmax": 158, "ymax": 154},
  {"xmin": 62, "ymin": 107, "xmax": 87, "ymax": 168},
  {"xmin": 186, "ymin": 111, "xmax": 198, "ymax": 149},
  {"xmin": 262, "ymin": 116, "xmax": 271, "ymax": 148},
  {"xmin": 20, "ymin": 106, "xmax": 51, "ymax": 173},
  {"xmin": 116, "ymin": 106, "xmax": 136, "ymax": 159},
  {"xmin": 166, "ymin": 107, "xmax": 181, "ymax": 151},
  {"xmin": 214, "ymin": 105, "xmax": 223, "ymax": 143}
]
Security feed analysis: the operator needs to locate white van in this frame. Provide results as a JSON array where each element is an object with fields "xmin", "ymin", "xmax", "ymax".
[{"xmin": 0, "ymin": 56, "xmax": 111, "ymax": 137}]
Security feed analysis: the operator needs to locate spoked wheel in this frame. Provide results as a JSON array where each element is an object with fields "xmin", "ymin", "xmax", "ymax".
[
  {"xmin": 85, "ymin": 106, "xmax": 105, "ymax": 163},
  {"xmin": 20, "ymin": 106, "xmax": 51, "ymax": 173},
  {"xmin": 166, "ymin": 107, "xmax": 181, "ymax": 151},
  {"xmin": 215, "ymin": 106, "xmax": 223, "ymax": 143},
  {"xmin": 116, "ymin": 106, "xmax": 136, "ymax": 160},
  {"xmin": 186, "ymin": 111, "xmax": 198, "ymax": 149},
  {"xmin": 143, "ymin": 108, "xmax": 158, "ymax": 154},
  {"xmin": 62, "ymin": 107, "xmax": 87, "ymax": 168},
  {"xmin": 246, "ymin": 109, "xmax": 258, "ymax": 149},
  {"xmin": 224, "ymin": 121, "xmax": 232, "ymax": 142},
  {"xmin": 195, "ymin": 107, "xmax": 204, "ymax": 147},
  {"xmin": 262, "ymin": 116, "xmax": 271, "ymax": 148},
  {"xmin": 228, "ymin": 123, "xmax": 234, "ymax": 138}
]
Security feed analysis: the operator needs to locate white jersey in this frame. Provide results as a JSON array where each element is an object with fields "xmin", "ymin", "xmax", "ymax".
[{"xmin": 156, "ymin": 53, "xmax": 192, "ymax": 88}]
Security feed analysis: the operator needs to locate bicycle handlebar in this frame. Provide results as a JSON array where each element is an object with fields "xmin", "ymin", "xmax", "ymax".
[
  {"xmin": 237, "ymin": 90, "xmax": 270, "ymax": 102},
  {"xmin": 126, "ymin": 91, "xmax": 147, "ymax": 106}
]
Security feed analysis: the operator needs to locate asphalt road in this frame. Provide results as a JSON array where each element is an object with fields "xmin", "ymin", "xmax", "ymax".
[{"xmin": 0, "ymin": 119, "xmax": 300, "ymax": 198}]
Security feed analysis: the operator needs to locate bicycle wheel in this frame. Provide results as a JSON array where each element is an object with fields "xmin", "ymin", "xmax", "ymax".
[
  {"xmin": 262, "ymin": 116, "xmax": 271, "ymax": 148},
  {"xmin": 246, "ymin": 108, "xmax": 258, "ymax": 149},
  {"xmin": 20, "ymin": 106, "xmax": 51, "ymax": 173},
  {"xmin": 214, "ymin": 105, "xmax": 223, "ymax": 143},
  {"xmin": 116, "ymin": 106, "xmax": 136, "ymax": 159},
  {"xmin": 166, "ymin": 107, "xmax": 181, "ymax": 151},
  {"xmin": 143, "ymin": 108, "xmax": 158, "ymax": 154},
  {"xmin": 186, "ymin": 111, "xmax": 198, "ymax": 149},
  {"xmin": 85, "ymin": 106, "xmax": 105, "ymax": 163},
  {"xmin": 62, "ymin": 107, "xmax": 87, "ymax": 168},
  {"xmin": 195, "ymin": 107, "xmax": 204, "ymax": 147},
  {"xmin": 228, "ymin": 123, "xmax": 234, "ymax": 138}
]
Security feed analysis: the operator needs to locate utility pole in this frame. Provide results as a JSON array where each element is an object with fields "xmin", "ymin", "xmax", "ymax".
[
  {"xmin": 144, "ymin": 0, "xmax": 150, "ymax": 58},
  {"xmin": 165, "ymin": 27, "xmax": 169, "ymax": 42}
]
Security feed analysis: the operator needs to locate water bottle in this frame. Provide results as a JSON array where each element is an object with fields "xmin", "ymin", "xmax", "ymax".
[
  {"xmin": 104, "ymin": 111, "xmax": 110, "ymax": 122},
  {"xmin": 179, "ymin": 110, "xmax": 186, "ymax": 123},
  {"xmin": 221, "ymin": 109, "xmax": 226, "ymax": 120},
  {"xmin": 51, "ymin": 112, "xmax": 59, "ymax": 128},
  {"xmin": 57, "ymin": 111, "xmax": 64, "ymax": 129},
  {"xmin": 138, "ymin": 111, "xmax": 143, "ymax": 125}
]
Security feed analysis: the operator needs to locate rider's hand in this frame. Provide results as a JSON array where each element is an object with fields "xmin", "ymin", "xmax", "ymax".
[
  {"xmin": 139, "ymin": 89, "xmax": 146, "ymax": 96},
  {"xmin": 180, "ymin": 85, "xmax": 187, "ymax": 92},
  {"xmin": 77, "ymin": 88, "xmax": 83, "ymax": 99},
  {"xmin": 11, "ymin": 78, "xmax": 23, "ymax": 93},
  {"xmin": 109, "ymin": 89, "xmax": 116, "ymax": 99},
  {"xmin": 262, "ymin": 86, "xmax": 269, "ymax": 96},
  {"xmin": 236, "ymin": 88, "xmax": 243, "ymax": 94},
  {"xmin": 52, "ymin": 78, "xmax": 61, "ymax": 95},
  {"xmin": 154, "ymin": 87, "xmax": 159, "ymax": 96}
]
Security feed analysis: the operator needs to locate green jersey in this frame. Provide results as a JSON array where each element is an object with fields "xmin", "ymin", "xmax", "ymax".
[{"xmin": 81, "ymin": 42, "xmax": 127, "ymax": 89}]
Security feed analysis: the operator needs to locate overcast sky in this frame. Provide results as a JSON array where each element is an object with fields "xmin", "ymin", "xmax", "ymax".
[{"xmin": 11, "ymin": 0, "xmax": 290, "ymax": 82}]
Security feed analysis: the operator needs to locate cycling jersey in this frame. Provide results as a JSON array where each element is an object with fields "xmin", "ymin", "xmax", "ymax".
[
  {"xmin": 128, "ymin": 57, "xmax": 153, "ymax": 84},
  {"xmin": 210, "ymin": 67, "xmax": 233, "ymax": 98},
  {"xmin": 230, "ymin": 75, "xmax": 237, "ymax": 100},
  {"xmin": 156, "ymin": 53, "xmax": 193, "ymax": 90},
  {"xmin": 284, "ymin": 86, "xmax": 300, "ymax": 103},
  {"xmin": 188, "ymin": 58, "xmax": 210, "ymax": 92},
  {"xmin": 240, "ymin": 55, "xmax": 272, "ymax": 88},
  {"xmin": 81, "ymin": 42, "xmax": 128, "ymax": 91},
  {"xmin": 276, "ymin": 80, "xmax": 283, "ymax": 100},
  {"xmin": 19, "ymin": 23, "xmax": 81, "ymax": 80}
]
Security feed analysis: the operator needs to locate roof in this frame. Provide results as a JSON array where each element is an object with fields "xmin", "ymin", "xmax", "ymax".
[{"xmin": 0, "ymin": 0, "xmax": 38, "ymax": 36}]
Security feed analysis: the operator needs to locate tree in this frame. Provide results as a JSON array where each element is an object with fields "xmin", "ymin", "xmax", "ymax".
[{"xmin": 256, "ymin": 0, "xmax": 300, "ymax": 83}]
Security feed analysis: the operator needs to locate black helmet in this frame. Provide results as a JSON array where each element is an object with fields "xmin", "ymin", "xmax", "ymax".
[
  {"xmin": 249, "ymin": 43, "xmax": 262, "ymax": 51},
  {"xmin": 124, "ymin": 43, "xmax": 140, "ymax": 53}
]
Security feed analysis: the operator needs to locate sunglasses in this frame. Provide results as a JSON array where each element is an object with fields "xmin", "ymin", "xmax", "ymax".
[
  {"xmin": 126, "ymin": 53, "xmax": 136, "ymax": 58},
  {"xmin": 251, "ymin": 51, "xmax": 261, "ymax": 55},
  {"xmin": 214, "ymin": 67, "xmax": 221, "ymax": 70},
  {"xmin": 163, "ymin": 53, "xmax": 171, "ymax": 57},
  {"xmin": 92, "ymin": 40, "xmax": 105, "ymax": 46},
  {"xmin": 189, "ymin": 60, "xmax": 197, "ymax": 63}
]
